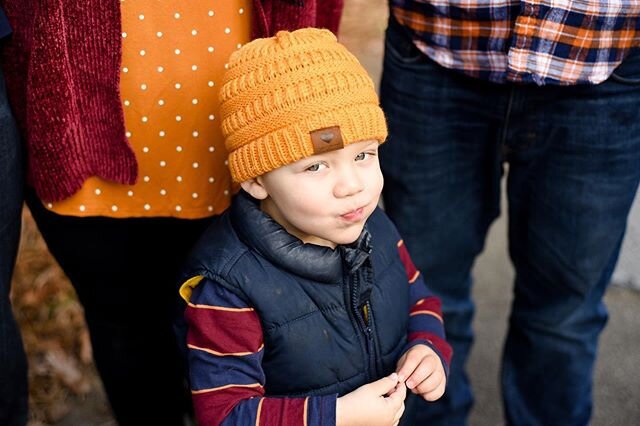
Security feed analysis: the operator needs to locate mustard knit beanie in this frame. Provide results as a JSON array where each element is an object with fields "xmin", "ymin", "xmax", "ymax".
[{"xmin": 219, "ymin": 27, "xmax": 388, "ymax": 183}]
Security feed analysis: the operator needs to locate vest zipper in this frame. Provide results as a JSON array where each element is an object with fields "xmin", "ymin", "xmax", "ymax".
[
  {"xmin": 363, "ymin": 300, "xmax": 381, "ymax": 378},
  {"xmin": 351, "ymin": 274, "xmax": 377, "ymax": 381}
]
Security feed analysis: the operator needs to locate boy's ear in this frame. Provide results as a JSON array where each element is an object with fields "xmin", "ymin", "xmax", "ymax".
[{"xmin": 240, "ymin": 177, "xmax": 269, "ymax": 200}]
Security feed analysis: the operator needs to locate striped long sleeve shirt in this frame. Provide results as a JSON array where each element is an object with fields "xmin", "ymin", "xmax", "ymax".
[
  {"xmin": 391, "ymin": 0, "xmax": 640, "ymax": 85},
  {"xmin": 180, "ymin": 239, "xmax": 451, "ymax": 426}
]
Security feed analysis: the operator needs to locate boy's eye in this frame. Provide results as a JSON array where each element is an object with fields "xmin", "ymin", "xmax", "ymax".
[
  {"xmin": 355, "ymin": 152, "xmax": 373, "ymax": 161},
  {"xmin": 305, "ymin": 163, "xmax": 326, "ymax": 172}
]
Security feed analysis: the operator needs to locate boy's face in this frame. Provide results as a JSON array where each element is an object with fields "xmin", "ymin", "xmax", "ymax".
[{"xmin": 241, "ymin": 139, "xmax": 383, "ymax": 249}]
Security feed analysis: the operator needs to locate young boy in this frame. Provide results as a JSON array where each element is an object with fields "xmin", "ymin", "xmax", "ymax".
[{"xmin": 179, "ymin": 28, "xmax": 452, "ymax": 426}]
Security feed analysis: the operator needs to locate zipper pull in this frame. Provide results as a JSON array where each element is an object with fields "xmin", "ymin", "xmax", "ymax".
[{"xmin": 361, "ymin": 303, "xmax": 369, "ymax": 326}]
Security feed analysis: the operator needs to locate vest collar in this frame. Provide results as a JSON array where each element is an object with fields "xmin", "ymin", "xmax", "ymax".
[{"xmin": 231, "ymin": 191, "xmax": 371, "ymax": 283}]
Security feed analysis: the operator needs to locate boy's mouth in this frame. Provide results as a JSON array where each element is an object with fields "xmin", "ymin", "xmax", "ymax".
[{"xmin": 340, "ymin": 207, "xmax": 365, "ymax": 222}]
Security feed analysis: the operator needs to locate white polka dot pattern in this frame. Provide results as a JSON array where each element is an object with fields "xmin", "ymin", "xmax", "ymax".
[{"xmin": 47, "ymin": 1, "xmax": 250, "ymax": 218}]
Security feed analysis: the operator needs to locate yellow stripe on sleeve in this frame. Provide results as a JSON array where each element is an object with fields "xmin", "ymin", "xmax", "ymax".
[
  {"xmin": 409, "ymin": 310, "xmax": 443, "ymax": 322},
  {"xmin": 188, "ymin": 343, "xmax": 265, "ymax": 357},
  {"xmin": 187, "ymin": 302, "xmax": 255, "ymax": 312},
  {"xmin": 192, "ymin": 382, "xmax": 262, "ymax": 395},
  {"xmin": 255, "ymin": 398, "xmax": 264, "ymax": 426}
]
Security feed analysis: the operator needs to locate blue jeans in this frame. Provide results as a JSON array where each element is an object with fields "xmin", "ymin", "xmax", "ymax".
[
  {"xmin": 380, "ymin": 18, "xmax": 640, "ymax": 426},
  {"xmin": 0, "ymin": 67, "xmax": 27, "ymax": 425}
]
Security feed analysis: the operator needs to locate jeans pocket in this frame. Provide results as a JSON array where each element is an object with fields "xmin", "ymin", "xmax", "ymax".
[
  {"xmin": 609, "ymin": 49, "xmax": 640, "ymax": 84},
  {"xmin": 384, "ymin": 17, "xmax": 431, "ymax": 66}
]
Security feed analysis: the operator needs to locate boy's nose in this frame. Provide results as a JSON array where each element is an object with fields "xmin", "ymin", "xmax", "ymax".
[{"xmin": 333, "ymin": 167, "xmax": 364, "ymax": 198}]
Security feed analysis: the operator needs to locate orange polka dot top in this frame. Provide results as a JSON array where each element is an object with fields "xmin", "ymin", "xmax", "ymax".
[{"xmin": 47, "ymin": 0, "xmax": 251, "ymax": 218}]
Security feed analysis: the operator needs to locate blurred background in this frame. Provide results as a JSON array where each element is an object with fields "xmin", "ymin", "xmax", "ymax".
[{"xmin": 10, "ymin": 0, "xmax": 640, "ymax": 425}]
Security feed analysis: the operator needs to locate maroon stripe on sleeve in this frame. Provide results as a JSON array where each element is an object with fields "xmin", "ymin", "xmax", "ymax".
[
  {"xmin": 410, "ymin": 297, "xmax": 443, "ymax": 320},
  {"xmin": 186, "ymin": 306, "xmax": 263, "ymax": 354},
  {"xmin": 259, "ymin": 397, "xmax": 307, "ymax": 426},
  {"xmin": 192, "ymin": 384, "xmax": 264, "ymax": 426}
]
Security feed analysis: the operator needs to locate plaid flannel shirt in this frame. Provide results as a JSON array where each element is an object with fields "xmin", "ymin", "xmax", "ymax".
[{"xmin": 391, "ymin": 0, "xmax": 640, "ymax": 85}]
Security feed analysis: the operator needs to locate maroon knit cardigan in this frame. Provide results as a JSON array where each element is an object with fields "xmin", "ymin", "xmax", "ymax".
[{"xmin": 0, "ymin": 0, "xmax": 344, "ymax": 202}]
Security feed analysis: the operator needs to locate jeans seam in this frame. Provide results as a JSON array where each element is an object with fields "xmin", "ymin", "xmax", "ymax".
[{"xmin": 499, "ymin": 86, "xmax": 516, "ymax": 157}]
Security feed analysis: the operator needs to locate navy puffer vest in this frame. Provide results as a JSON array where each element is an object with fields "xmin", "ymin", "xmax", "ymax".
[{"xmin": 182, "ymin": 192, "xmax": 409, "ymax": 397}]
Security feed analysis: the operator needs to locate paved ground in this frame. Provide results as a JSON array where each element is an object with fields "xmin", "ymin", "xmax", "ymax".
[
  {"xmin": 54, "ymin": 1, "xmax": 640, "ymax": 424},
  {"xmin": 613, "ymin": 189, "xmax": 640, "ymax": 290}
]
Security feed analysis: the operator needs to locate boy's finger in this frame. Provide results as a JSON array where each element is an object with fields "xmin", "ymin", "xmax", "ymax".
[
  {"xmin": 406, "ymin": 359, "xmax": 434, "ymax": 389},
  {"xmin": 396, "ymin": 351, "xmax": 421, "ymax": 382},
  {"xmin": 415, "ymin": 369, "xmax": 444, "ymax": 395},
  {"xmin": 385, "ymin": 381, "xmax": 405, "ymax": 397},
  {"xmin": 368, "ymin": 373, "xmax": 399, "ymax": 395},
  {"xmin": 387, "ymin": 382, "xmax": 407, "ymax": 405},
  {"xmin": 397, "ymin": 382, "xmax": 407, "ymax": 399},
  {"xmin": 422, "ymin": 379, "xmax": 447, "ymax": 402},
  {"xmin": 395, "ymin": 353, "xmax": 408, "ymax": 380}
]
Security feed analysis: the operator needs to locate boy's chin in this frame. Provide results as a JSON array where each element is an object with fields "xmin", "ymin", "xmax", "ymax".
[{"xmin": 333, "ymin": 227, "xmax": 366, "ymax": 246}]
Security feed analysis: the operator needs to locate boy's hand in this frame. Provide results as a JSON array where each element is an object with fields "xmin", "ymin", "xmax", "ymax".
[
  {"xmin": 336, "ymin": 373, "xmax": 406, "ymax": 426},
  {"xmin": 396, "ymin": 344, "xmax": 446, "ymax": 401}
]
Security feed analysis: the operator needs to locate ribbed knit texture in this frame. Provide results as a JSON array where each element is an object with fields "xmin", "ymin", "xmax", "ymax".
[
  {"xmin": 1, "ymin": 0, "xmax": 137, "ymax": 202},
  {"xmin": 220, "ymin": 28, "xmax": 387, "ymax": 183},
  {"xmin": 0, "ymin": 0, "xmax": 343, "ymax": 202}
]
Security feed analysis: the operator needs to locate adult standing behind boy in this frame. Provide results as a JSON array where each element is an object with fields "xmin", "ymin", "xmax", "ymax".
[
  {"xmin": 0, "ymin": 1, "xmax": 343, "ymax": 424},
  {"xmin": 179, "ymin": 28, "xmax": 453, "ymax": 425},
  {"xmin": 379, "ymin": 1, "xmax": 640, "ymax": 425},
  {"xmin": 0, "ymin": 6, "xmax": 26, "ymax": 426}
]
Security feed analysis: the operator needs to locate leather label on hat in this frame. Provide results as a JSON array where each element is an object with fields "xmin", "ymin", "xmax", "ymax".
[{"xmin": 310, "ymin": 126, "xmax": 344, "ymax": 154}]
